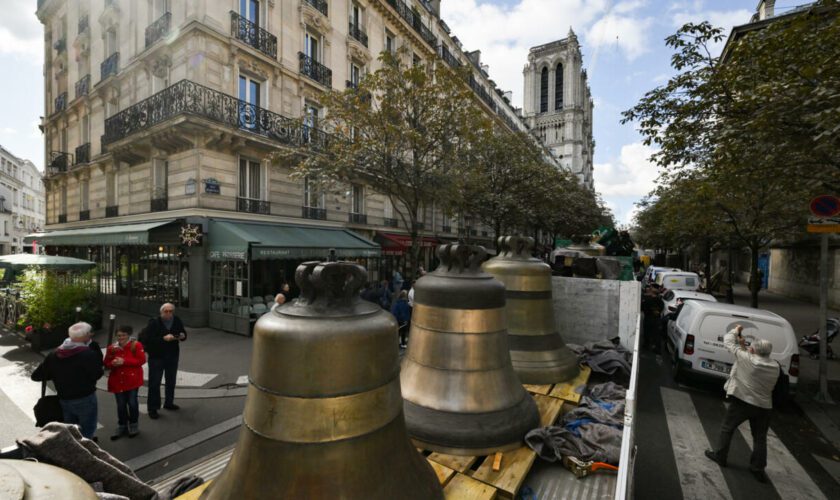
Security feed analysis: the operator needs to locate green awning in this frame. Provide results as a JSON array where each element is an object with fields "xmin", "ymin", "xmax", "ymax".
[
  {"xmin": 208, "ymin": 220, "xmax": 381, "ymax": 261},
  {"xmin": 24, "ymin": 220, "xmax": 174, "ymax": 246}
]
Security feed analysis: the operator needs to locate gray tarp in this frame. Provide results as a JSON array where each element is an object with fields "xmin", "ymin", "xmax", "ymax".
[{"xmin": 568, "ymin": 340, "xmax": 633, "ymax": 377}]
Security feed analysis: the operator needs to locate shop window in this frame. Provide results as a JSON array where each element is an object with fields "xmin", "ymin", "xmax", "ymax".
[{"xmin": 211, "ymin": 260, "xmax": 250, "ymax": 316}]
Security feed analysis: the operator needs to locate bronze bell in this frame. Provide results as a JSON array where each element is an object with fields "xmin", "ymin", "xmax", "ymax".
[
  {"xmin": 401, "ymin": 244, "xmax": 540, "ymax": 456},
  {"xmin": 202, "ymin": 262, "xmax": 443, "ymax": 500},
  {"xmin": 483, "ymin": 236, "xmax": 580, "ymax": 384}
]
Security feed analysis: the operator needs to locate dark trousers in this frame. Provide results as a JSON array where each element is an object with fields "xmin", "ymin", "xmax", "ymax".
[
  {"xmin": 59, "ymin": 393, "xmax": 98, "ymax": 439},
  {"xmin": 148, "ymin": 355, "xmax": 178, "ymax": 411},
  {"xmin": 114, "ymin": 389, "xmax": 139, "ymax": 428},
  {"xmin": 713, "ymin": 397, "xmax": 771, "ymax": 470},
  {"xmin": 398, "ymin": 323, "xmax": 410, "ymax": 346}
]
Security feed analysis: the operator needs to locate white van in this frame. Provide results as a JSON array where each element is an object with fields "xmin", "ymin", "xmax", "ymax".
[
  {"xmin": 667, "ymin": 301, "xmax": 799, "ymax": 389},
  {"xmin": 655, "ymin": 271, "xmax": 700, "ymax": 291},
  {"xmin": 643, "ymin": 266, "xmax": 680, "ymax": 286}
]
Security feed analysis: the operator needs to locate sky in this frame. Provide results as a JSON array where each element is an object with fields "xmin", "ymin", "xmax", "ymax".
[{"xmin": 0, "ymin": 0, "xmax": 776, "ymax": 226}]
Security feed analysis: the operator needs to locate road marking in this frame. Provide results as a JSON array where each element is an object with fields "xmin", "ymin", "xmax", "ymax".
[
  {"xmin": 738, "ymin": 423, "xmax": 828, "ymax": 500},
  {"xmin": 660, "ymin": 387, "xmax": 733, "ymax": 500}
]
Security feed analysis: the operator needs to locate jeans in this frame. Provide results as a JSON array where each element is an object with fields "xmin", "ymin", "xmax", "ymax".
[
  {"xmin": 713, "ymin": 397, "xmax": 771, "ymax": 470},
  {"xmin": 114, "ymin": 389, "xmax": 139, "ymax": 428},
  {"xmin": 60, "ymin": 393, "xmax": 98, "ymax": 439},
  {"xmin": 147, "ymin": 355, "xmax": 179, "ymax": 412}
]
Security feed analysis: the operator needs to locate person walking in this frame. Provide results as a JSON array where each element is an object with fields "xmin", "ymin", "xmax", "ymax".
[
  {"xmin": 104, "ymin": 326, "xmax": 146, "ymax": 440},
  {"xmin": 391, "ymin": 290, "xmax": 412, "ymax": 348},
  {"xmin": 141, "ymin": 303, "xmax": 187, "ymax": 419},
  {"xmin": 31, "ymin": 322, "xmax": 103, "ymax": 440},
  {"xmin": 705, "ymin": 324, "xmax": 779, "ymax": 483}
]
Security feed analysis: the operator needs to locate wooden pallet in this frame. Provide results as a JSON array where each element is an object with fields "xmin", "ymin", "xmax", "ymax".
[{"xmin": 524, "ymin": 364, "xmax": 592, "ymax": 406}]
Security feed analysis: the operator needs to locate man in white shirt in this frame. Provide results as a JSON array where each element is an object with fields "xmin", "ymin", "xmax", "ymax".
[{"xmin": 705, "ymin": 324, "xmax": 779, "ymax": 483}]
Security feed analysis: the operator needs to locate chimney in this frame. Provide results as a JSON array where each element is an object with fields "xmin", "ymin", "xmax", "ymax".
[
  {"xmin": 429, "ymin": 0, "xmax": 441, "ymax": 16},
  {"xmin": 758, "ymin": 0, "xmax": 775, "ymax": 20},
  {"xmin": 466, "ymin": 50, "xmax": 481, "ymax": 66}
]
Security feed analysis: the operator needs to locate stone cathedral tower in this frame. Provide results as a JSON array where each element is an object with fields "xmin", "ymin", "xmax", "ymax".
[{"xmin": 523, "ymin": 29, "xmax": 594, "ymax": 190}]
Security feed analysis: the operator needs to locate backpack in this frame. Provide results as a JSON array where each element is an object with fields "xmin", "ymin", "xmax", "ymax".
[{"xmin": 772, "ymin": 362, "xmax": 790, "ymax": 408}]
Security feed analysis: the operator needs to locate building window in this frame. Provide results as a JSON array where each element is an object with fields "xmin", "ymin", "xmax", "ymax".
[
  {"xmin": 81, "ymin": 114, "xmax": 90, "ymax": 144},
  {"xmin": 303, "ymin": 102, "xmax": 319, "ymax": 142},
  {"xmin": 349, "ymin": 62, "xmax": 361, "ymax": 87},
  {"xmin": 350, "ymin": 2, "xmax": 363, "ymax": 28},
  {"xmin": 240, "ymin": 0, "xmax": 259, "ymax": 25},
  {"xmin": 413, "ymin": 53, "xmax": 421, "ymax": 66},
  {"xmin": 150, "ymin": 0, "xmax": 169, "ymax": 20},
  {"xmin": 60, "ymin": 185, "xmax": 68, "ymax": 215},
  {"xmin": 79, "ymin": 179, "xmax": 89, "ymax": 211},
  {"xmin": 239, "ymin": 158, "xmax": 263, "ymax": 200},
  {"xmin": 106, "ymin": 171, "xmax": 117, "ymax": 207},
  {"xmin": 151, "ymin": 69, "xmax": 169, "ymax": 93},
  {"xmin": 304, "ymin": 176, "xmax": 323, "ymax": 208},
  {"xmin": 305, "ymin": 31, "xmax": 320, "ymax": 62},
  {"xmin": 152, "ymin": 159, "xmax": 168, "ymax": 199},
  {"xmin": 211, "ymin": 260, "xmax": 250, "ymax": 316},
  {"xmin": 238, "ymin": 74, "xmax": 261, "ymax": 130},
  {"xmin": 555, "ymin": 63, "xmax": 563, "ymax": 110},
  {"xmin": 540, "ymin": 67, "xmax": 548, "ymax": 113},
  {"xmin": 351, "ymin": 184, "xmax": 364, "ymax": 214},
  {"xmin": 385, "ymin": 30, "xmax": 395, "ymax": 55},
  {"xmin": 105, "ymin": 28, "xmax": 117, "ymax": 55}
]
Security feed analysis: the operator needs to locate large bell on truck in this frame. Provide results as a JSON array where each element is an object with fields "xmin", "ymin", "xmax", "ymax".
[
  {"xmin": 401, "ymin": 244, "xmax": 540, "ymax": 456},
  {"xmin": 483, "ymin": 236, "xmax": 580, "ymax": 384},
  {"xmin": 202, "ymin": 261, "xmax": 443, "ymax": 500}
]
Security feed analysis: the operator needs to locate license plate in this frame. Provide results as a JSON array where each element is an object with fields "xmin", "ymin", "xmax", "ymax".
[{"xmin": 701, "ymin": 360, "xmax": 731, "ymax": 374}]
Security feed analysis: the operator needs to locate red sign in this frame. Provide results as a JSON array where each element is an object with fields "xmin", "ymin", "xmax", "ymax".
[{"xmin": 810, "ymin": 195, "xmax": 840, "ymax": 218}]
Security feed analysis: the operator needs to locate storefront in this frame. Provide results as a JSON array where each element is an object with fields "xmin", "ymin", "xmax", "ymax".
[{"xmin": 375, "ymin": 232, "xmax": 440, "ymax": 283}]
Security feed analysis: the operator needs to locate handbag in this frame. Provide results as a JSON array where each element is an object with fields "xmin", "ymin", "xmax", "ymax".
[{"xmin": 33, "ymin": 379, "xmax": 63, "ymax": 427}]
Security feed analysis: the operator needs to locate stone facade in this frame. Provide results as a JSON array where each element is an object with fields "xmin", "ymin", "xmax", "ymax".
[
  {"xmin": 0, "ymin": 145, "xmax": 45, "ymax": 254},
  {"xmin": 522, "ymin": 29, "xmax": 594, "ymax": 189}
]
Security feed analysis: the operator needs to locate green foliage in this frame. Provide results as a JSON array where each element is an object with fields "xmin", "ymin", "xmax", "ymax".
[{"xmin": 16, "ymin": 269, "xmax": 99, "ymax": 331}]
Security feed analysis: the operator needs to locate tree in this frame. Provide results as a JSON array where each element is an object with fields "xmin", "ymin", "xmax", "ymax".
[{"xmin": 287, "ymin": 49, "xmax": 490, "ymax": 275}]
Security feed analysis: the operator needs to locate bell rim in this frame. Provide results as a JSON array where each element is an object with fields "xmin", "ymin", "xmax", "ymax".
[{"xmin": 410, "ymin": 438, "xmax": 524, "ymax": 457}]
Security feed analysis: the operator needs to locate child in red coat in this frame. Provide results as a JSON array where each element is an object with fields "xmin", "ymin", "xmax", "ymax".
[{"xmin": 104, "ymin": 326, "xmax": 147, "ymax": 440}]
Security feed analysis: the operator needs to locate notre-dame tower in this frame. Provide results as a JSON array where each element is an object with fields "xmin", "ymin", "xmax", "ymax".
[{"xmin": 523, "ymin": 29, "xmax": 594, "ymax": 190}]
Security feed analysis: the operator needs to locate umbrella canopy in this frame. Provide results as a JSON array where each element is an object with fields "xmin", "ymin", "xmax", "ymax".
[{"xmin": 0, "ymin": 254, "xmax": 96, "ymax": 271}]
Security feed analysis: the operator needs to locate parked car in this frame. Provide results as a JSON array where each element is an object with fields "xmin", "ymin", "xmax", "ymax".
[
  {"xmin": 655, "ymin": 271, "xmax": 701, "ymax": 291},
  {"xmin": 660, "ymin": 290, "xmax": 717, "ymax": 318},
  {"xmin": 643, "ymin": 266, "xmax": 680, "ymax": 286},
  {"xmin": 666, "ymin": 301, "xmax": 799, "ymax": 389}
]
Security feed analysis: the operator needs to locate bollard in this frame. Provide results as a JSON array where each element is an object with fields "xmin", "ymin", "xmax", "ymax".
[{"xmin": 106, "ymin": 314, "xmax": 116, "ymax": 346}]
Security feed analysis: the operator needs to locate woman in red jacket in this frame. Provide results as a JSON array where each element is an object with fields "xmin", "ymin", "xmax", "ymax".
[{"xmin": 104, "ymin": 325, "xmax": 147, "ymax": 440}]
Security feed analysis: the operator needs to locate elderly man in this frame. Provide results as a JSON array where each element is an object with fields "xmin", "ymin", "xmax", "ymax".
[
  {"xmin": 705, "ymin": 324, "xmax": 779, "ymax": 483},
  {"xmin": 141, "ymin": 303, "xmax": 187, "ymax": 419},
  {"xmin": 31, "ymin": 322, "xmax": 103, "ymax": 439}
]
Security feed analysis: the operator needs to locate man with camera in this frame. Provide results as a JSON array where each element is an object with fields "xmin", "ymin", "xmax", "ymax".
[{"xmin": 140, "ymin": 303, "xmax": 187, "ymax": 419}]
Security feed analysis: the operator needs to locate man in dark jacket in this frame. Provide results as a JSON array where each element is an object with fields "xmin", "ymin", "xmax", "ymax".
[
  {"xmin": 31, "ymin": 322, "xmax": 103, "ymax": 439},
  {"xmin": 141, "ymin": 303, "xmax": 187, "ymax": 419}
]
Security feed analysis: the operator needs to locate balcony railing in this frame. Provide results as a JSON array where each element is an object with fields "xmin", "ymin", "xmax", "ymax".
[
  {"xmin": 385, "ymin": 0, "xmax": 437, "ymax": 48},
  {"xmin": 237, "ymin": 197, "xmax": 270, "ymax": 215},
  {"xmin": 440, "ymin": 45, "xmax": 460, "ymax": 68},
  {"xmin": 101, "ymin": 52, "xmax": 119, "ymax": 80},
  {"xmin": 79, "ymin": 210, "xmax": 90, "ymax": 221},
  {"xmin": 48, "ymin": 152, "xmax": 71, "ymax": 175},
  {"xmin": 74, "ymin": 143, "xmax": 90, "ymax": 165},
  {"xmin": 302, "ymin": 206, "xmax": 326, "ymax": 220},
  {"xmin": 145, "ymin": 12, "xmax": 171, "ymax": 48},
  {"xmin": 58, "ymin": 214, "xmax": 67, "ymax": 224},
  {"xmin": 348, "ymin": 23, "xmax": 368, "ymax": 47},
  {"xmin": 103, "ymin": 80, "xmax": 331, "ymax": 151},
  {"xmin": 384, "ymin": 217, "xmax": 399, "ymax": 228},
  {"xmin": 105, "ymin": 205, "xmax": 118, "ymax": 218},
  {"xmin": 75, "ymin": 74, "xmax": 90, "ymax": 99},
  {"xmin": 299, "ymin": 52, "xmax": 332, "ymax": 87},
  {"xmin": 151, "ymin": 188, "xmax": 168, "ymax": 212},
  {"xmin": 469, "ymin": 75, "xmax": 497, "ymax": 112},
  {"xmin": 349, "ymin": 212, "xmax": 367, "ymax": 224},
  {"xmin": 54, "ymin": 92, "xmax": 67, "ymax": 113},
  {"xmin": 230, "ymin": 11, "xmax": 277, "ymax": 59},
  {"xmin": 78, "ymin": 15, "xmax": 89, "ymax": 34},
  {"xmin": 303, "ymin": 0, "xmax": 328, "ymax": 16}
]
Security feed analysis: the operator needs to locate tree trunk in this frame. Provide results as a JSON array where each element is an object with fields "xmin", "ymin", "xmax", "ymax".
[
  {"xmin": 408, "ymin": 229, "xmax": 420, "ymax": 283},
  {"xmin": 749, "ymin": 245, "xmax": 760, "ymax": 308}
]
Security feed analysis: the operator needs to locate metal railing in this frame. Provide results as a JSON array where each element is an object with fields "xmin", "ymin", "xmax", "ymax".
[
  {"xmin": 299, "ymin": 52, "xmax": 332, "ymax": 87},
  {"xmin": 78, "ymin": 15, "xmax": 89, "ymax": 34},
  {"xmin": 105, "ymin": 205, "xmax": 118, "ymax": 218},
  {"xmin": 74, "ymin": 143, "xmax": 90, "ymax": 165},
  {"xmin": 145, "ymin": 12, "xmax": 171, "ymax": 48},
  {"xmin": 79, "ymin": 209, "xmax": 90, "ymax": 221},
  {"xmin": 230, "ymin": 11, "xmax": 277, "ymax": 59},
  {"xmin": 440, "ymin": 45, "xmax": 461, "ymax": 68},
  {"xmin": 349, "ymin": 22, "xmax": 368, "ymax": 47},
  {"xmin": 302, "ymin": 206, "xmax": 327, "ymax": 220},
  {"xmin": 384, "ymin": 217, "xmax": 399, "ymax": 228},
  {"xmin": 151, "ymin": 188, "xmax": 168, "ymax": 212},
  {"xmin": 303, "ymin": 0, "xmax": 328, "ymax": 16},
  {"xmin": 237, "ymin": 197, "xmax": 271, "ymax": 215},
  {"xmin": 75, "ymin": 74, "xmax": 90, "ymax": 99},
  {"xmin": 101, "ymin": 52, "xmax": 119, "ymax": 80},
  {"xmin": 103, "ymin": 80, "xmax": 331, "ymax": 151},
  {"xmin": 349, "ymin": 212, "xmax": 367, "ymax": 224},
  {"xmin": 48, "ymin": 152, "xmax": 71, "ymax": 174},
  {"xmin": 385, "ymin": 0, "xmax": 437, "ymax": 48},
  {"xmin": 54, "ymin": 92, "xmax": 67, "ymax": 113}
]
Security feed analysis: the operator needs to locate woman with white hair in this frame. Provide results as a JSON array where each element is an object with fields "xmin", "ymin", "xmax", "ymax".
[{"xmin": 705, "ymin": 324, "xmax": 780, "ymax": 484}]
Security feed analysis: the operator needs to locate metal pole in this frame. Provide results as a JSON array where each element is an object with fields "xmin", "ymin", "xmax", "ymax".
[
  {"xmin": 816, "ymin": 233, "xmax": 834, "ymax": 403},
  {"xmin": 107, "ymin": 313, "xmax": 116, "ymax": 346}
]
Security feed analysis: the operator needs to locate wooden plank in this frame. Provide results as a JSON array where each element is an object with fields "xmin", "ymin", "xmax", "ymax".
[
  {"xmin": 428, "ymin": 452, "xmax": 480, "ymax": 473},
  {"xmin": 549, "ymin": 365, "xmax": 591, "ymax": 404},
  {"xmin": 533, "ymin": 393, "xmax": 564, "ymax": 427},
  {"xmin": 427, "ymin": 459, "xmax": 457, "ymax": 486},
  {"xmin": 523, "ymin": 383, "xmax": 552, "ymax": 395},
  {"xmin": 471, "ymin": 446, "xmax": 536, "ymax": 499},
  {"xmin": 444, "ymin": 473, "xmax": 498, "ymax": 500},
  {"xmin": 492, "ymin": 452, "xmax": 503, "ymax": 471},
  {"xmin": 175, "ymin": 480, "xmax": 212, "ymax": 500}
]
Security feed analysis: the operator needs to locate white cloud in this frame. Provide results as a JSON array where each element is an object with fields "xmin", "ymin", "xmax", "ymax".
[
  {"xmin": 0, "ymin": 3, "xmax": 43, "ymax": 62},
  {"xmin": 670, "ymin": 6, "xmax": 754, "ymax": 55},
  {"xmin": 587, "ymin": 14, "xmax": 654, "ymax": 61},
  {"xmin": 593, "ymin": 142, "xmax": 660, "ymax": 198},
  {"xmin": 0, "ymin": 127, "xmax": 18, "ymax": 135}
]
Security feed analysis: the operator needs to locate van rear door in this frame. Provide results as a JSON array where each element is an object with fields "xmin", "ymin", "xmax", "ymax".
[{"xmin": 695, "ymin": 314, "xmax": 792, "ymax": 376}]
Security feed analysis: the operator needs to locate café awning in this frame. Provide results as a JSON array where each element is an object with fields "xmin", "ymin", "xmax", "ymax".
[
  {"xmin": 376, "ymin": 232, "xmax": 440, "ymax": 256},
  {"xmin": 23, "ymin": 220, "xmax": 175, "ymax": 246}
]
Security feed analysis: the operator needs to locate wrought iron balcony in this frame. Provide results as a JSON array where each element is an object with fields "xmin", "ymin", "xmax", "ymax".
[
  {"xmin": 103, "ymin": 80, "xmax": 331, "ymax": 152},
  {"xmin": 230, "ymin": 11, "xmax": 277, "ymax": 59},
  {"xmin": 78, "ymin": 15, "xmax": 89, "ymax": 34},
  {"xmin": 74, "ymin": 143, "xmax": 90, "ymax": 165},
  {"xmin": 302, "ymin": 206, "xmax": 326, "ymax": 220},
  {"xmin": 385, "ymin": 0, "xmax": 437, "ymax": 48},
  {"xmin": 349, "ymin": 23, "xmax": 368, "ymax": 47},
  {"xmin": 58, "ymin": 214, "xmax": 67, "ymax": 224},
  {"xmin": 75, "ymin": 74, "xmax": 90, "ymax": 99},
  {"xmin": 79, "ymin": 210, "xmax": 90, "ymax": 221},
  {"xmin": 48, "ymin": 152, "xmax": 71, "ymax": 175},
  {"xmin": 303, "ymin": 0, "xmax": 328, "ymax": 16},
  {"xmin": 151, "ymin": 188, "xmax": 168, "ymax": 212},
  {"xmin": 440, "ymin": 45, "xmax": 460, "ymax": 68},
  {"xmin": 349, "ymin": 212, "xmax": 367, "ymax": 224},
  {"xmin": 54, "ymin": 92, "xmax": 67, "ymax": 113},
  {"xmin": 469, "ymin": 75, "xmax": 497, "ymax": 112},
  {"xmin": 105, "ymin": 205, "xmax": 119, "ymax": 218},
  {"xmin": 299, "ymin": 52, "xmax": 332, "ymax": 88},
  {"xmin": 237, "ymin": 197, "xmax": 270, "ymax": 215},
  {"xmin": 145, "ymin": 12, "xmax": 171, "ymax": 48},
  {"xmin": 384, "ymin": 217, "xmax": 399, "ymax": 228},
  {"xmin": 441, "ymin": 225, "xmax": 452, "ymax": 233},
  {"xmin": 101, "ymin": 52, "xmax": 119, "ymax": 80}
]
